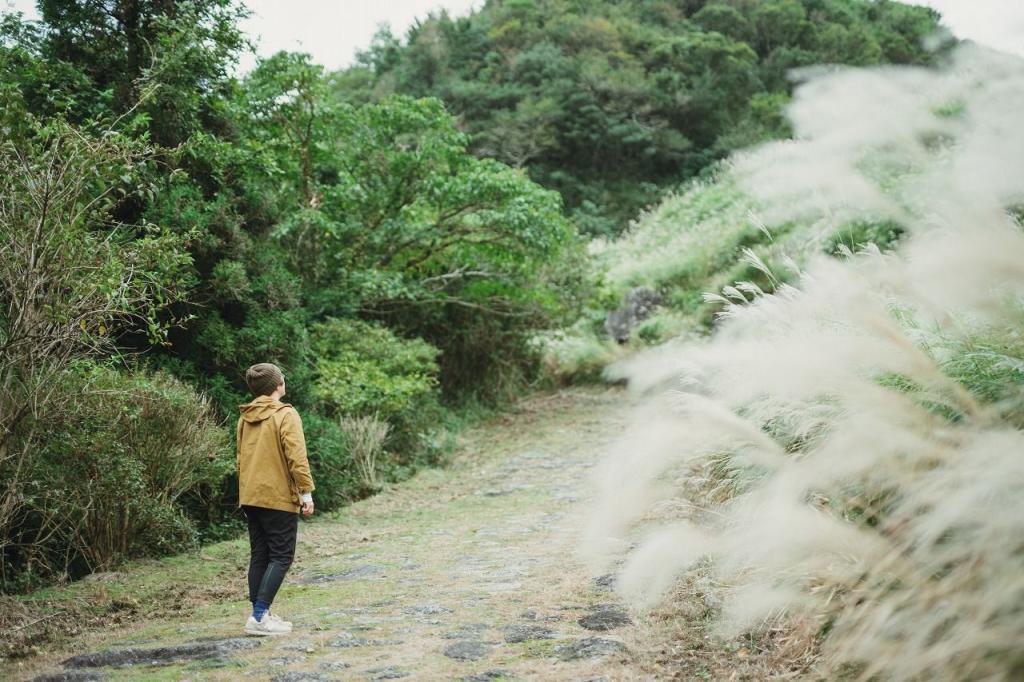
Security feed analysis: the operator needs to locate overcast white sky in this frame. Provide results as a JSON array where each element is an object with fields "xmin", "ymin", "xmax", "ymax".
[
  {"xmin": 233, "ymin": 0, "xmax": 482, "ymax": 72},
  {"xmin": 2, "ymin": 0, "xmax": 1022, "ymax": 70}
]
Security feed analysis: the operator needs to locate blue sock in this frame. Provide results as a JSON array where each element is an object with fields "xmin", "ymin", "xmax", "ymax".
[{"xmin": 253, "ymin": 599, "xmax": 270, "ymax": 621}]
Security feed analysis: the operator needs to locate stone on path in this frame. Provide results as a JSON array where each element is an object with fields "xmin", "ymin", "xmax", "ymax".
[
  {"xmin": 556, "ymin": 637, "xmax": 628, "ymax": 661},
  {"xmin": 277, "ymin": 638, "xmax": 316, "ymax": 652},
  {"xmin": 578, "ymin": 608, "xmax": 632, "ymax": 631},
  {"xmin": 476, "ymin": 484, "xmax": 532, "ymax": 497},
  {"xmin": 365, "ymin": 665, "xmax": 411, "ymax": 679},
  {"xmin": 500, "ymin": 624, "xmax": 557, "ymax": 643},
  {"xmin": 62, "ymin": 637, "xmax": 260, "ymax": 668},
  {"xmin": 270, "ymin": 672, "xmax": 331, "ymax": 682},
  {"xmin": 461, "ymin": 670, "xmax": 515, "ymax": 681},
  {"xmin": 443, "ymin": 640, "xmax": 494, "ymax": 661},
  {"xmin": 298, "ymin": 564, "xmax": 385, "ymax": 584},
  {"xmin": 328, "ymin": 634, "xmax": 372, "ymax": 648},
  {"xmin": 328, "ymin": 632, "xmax": 403, "ymax": 648},
  {"xmin": 442, "ymin": 623, "xmax": 490, "ymax": 640},
  {"xmin": 518, "ymin": 609, "xmax": 564, "ymax": 623},
  {"xmin": 402, "ymin": 603, "xmax": 453, "ymax": 616}
]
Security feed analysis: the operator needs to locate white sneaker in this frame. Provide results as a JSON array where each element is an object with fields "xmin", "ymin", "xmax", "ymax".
[
  {"xmin": 267, "ymin": 612, "xmax": 292, "ymax": 628},
  {"xmin": 245, "ymin": 613, "xmax": 292, "ymax": 636}
]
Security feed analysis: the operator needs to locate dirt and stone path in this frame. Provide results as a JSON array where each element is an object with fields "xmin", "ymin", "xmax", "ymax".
[{"xmin": 10, "ymin": 388, "xmax": 679, "ymax": 682}]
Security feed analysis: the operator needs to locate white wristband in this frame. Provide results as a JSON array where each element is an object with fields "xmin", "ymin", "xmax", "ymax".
[{"xmin": 300, "ymin": 492, "xmax": 313, "ymax": 504}]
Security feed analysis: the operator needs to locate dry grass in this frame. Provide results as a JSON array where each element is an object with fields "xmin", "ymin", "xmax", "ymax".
[
  {"xmin": 588, "ymin": 46, "xmax": 1024, "ymax": 681},
  {"xmin": 338, "ymin": 413, "xmax": 391, "ymax": 490}
]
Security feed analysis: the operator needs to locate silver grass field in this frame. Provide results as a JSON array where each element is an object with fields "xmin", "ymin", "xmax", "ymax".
[{"xmin": 585, "ymin": 45, "xmax": 1024, "ymax": 680}]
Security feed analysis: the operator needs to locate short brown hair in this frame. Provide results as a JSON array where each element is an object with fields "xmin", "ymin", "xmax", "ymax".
[{"xmin": 245, "ymin": 363, "xmax": 284, "ymax": 397}]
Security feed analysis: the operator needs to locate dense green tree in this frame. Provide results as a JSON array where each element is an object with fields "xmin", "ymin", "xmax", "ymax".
[
  {"xmin": 339, "ymin": 0, "xmax": 943, "ymax": 235},
  {"xmin": 239, "ymin": 53, "xmax": 585, "ymax": 395},
  {"xmin": 36, "ymin": 0, "xmax": 247, "ymax": 145}
]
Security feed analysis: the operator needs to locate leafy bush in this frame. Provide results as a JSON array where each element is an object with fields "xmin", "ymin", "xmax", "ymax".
[
  {"xmin": 311, "ymin": 318, "xmax": 440, "ymax": 417},
  {"xmin": 0, "ymin": 115, "xmax": 195, "ymax": 591},
  {"xmin": 534, "ymin": 328, "xmax": 622, "ymax": 386},
  {"xmin": 1, "ymin": 363, "xmax": 230, "ymax": 590},
  {"xmin": 237, "ymin": 60, "xmax": 587, "ymax": 398},
  {"xmin": 310, "ymin": 317, "xmax": 445, "ymax": 477},
  {"xmin": 300, "ymin": 413, "xmax": 359, "ymax": 511}
]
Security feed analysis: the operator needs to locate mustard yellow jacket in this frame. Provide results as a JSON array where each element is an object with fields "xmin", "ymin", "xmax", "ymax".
[{"xmin": 236, "ymin": 396, "xmax": 315, "ymax": 513}]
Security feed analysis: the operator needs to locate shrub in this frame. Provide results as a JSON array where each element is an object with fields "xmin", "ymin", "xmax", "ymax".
[
  {"xmin": 311, "ymin": 318, "xmax": 439, "ymax": 416},
  {"xmin": 533, "ymin": 328, "xmax": 622, "ymax": 385},
  {"xmin": 300, "ymin": 413, "xmax": 359, "ymax": 511},
  {"xmin": 1, "ymin": 362, "xmax": 230, "ymax": 590},
  {"xmin": 310, "ymin": 317, "xmax": 444, "ymax": 477},
  {"xmin": 238, "ymin": 73, "xmax": 587, "ymax": 401},
  {"xmin": 0, "ymin": 118, "xmax": 193, "ymax": 586}
]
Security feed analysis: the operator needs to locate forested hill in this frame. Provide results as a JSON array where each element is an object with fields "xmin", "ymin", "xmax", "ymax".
[{"xmin": 334, "ymin": 0, "xmax": 943, "ymax": 236}]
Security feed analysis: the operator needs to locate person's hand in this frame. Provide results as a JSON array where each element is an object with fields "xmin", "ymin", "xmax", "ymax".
[{"xmin": 301, "ymin": 499, "xmax": 314, "ymax": 516}]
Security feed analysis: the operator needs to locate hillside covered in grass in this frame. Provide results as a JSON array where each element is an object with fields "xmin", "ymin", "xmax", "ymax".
[{"xmin": 539, "ymin": 139, "xmax": 910, "ymax": 382}]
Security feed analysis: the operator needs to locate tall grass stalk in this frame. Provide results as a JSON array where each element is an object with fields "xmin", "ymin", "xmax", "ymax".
[
  {"xmin": 585, "ymin": 45, "xmax": 1024, "ymax": 680},
  {"xmin": 339, "ymin": 414, "xmax": 391, "ymax": 491}
]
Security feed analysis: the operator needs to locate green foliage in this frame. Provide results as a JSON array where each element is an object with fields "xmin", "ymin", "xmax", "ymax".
[
  {"xmin": 237, "ymin": 56, "xmax": 587, "ymax": 396},
  {"xmin": 826, "ymin": 219, "xmax": 906, "ymax": 254},
  {"xmin": 692, "ymin": 4, "xmax": 755, "ymax": 44},
  {"xmin": 311, "ymin": 318, "xmax": 440, "ymax": 419},
  {"xmin": 0, "ymin": 0, "xmax": 953, "ymax": 597},
  {"xmin": 0, "ymin": 112, "xmax": 199, "ymax": 594},
  {"xmin": 542, "ymin": 163, "xmax": 903, "ymax": 377},
  {"xmin": 300, "ymin": 413, "xmax": 360, "ymax": 510},
  {"xmin": 941, "ymin": 326, "xmax": 1024, "ymax": 428},
  {"xmin": 35, "ymin": 0, "xmax": 248, "ymax": 144},
  {"xmin": 0, "ymin": 13, "xmax": 107, "ymax": 128},
  {"xmin": 239, "ymin": 65, "xmax": 581, "ymax": 309},
  {"xmin": 534, "ymin": 327, "xmax": 621, "ymax": 386},
  {"xmin": 310, "ymin": 318, "xmax": 445, "ymax": 476},
  {"xmin": 4, "ymin": 9, "xmax": 583, "ymax": 573},
  {"xmin": 2, "ymin": 362, "xmax": 230, "ymax": 590},
  {"xmin": 341, "ymin": 0, "xmax": 943, "ymax": 234}
]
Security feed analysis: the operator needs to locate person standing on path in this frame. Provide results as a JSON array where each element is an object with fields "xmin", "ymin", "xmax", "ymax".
[{"xmin": 237, "ymin": 363, "xmax": 315, "ymax": 636}]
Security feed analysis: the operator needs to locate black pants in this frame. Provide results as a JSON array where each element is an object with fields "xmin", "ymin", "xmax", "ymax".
[{"xmin": 242, "ymin": 505, "xmax": 298, "ymax": 607}]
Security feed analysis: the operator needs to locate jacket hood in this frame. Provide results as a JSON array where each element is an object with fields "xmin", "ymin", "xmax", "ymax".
[{"xmin": 239, "ymin": 395, "xmax": 290, "ymax": 423}]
